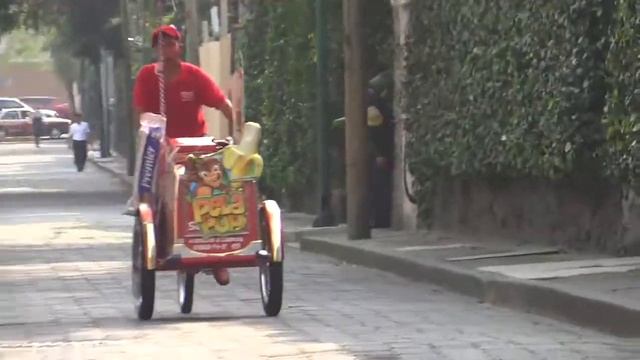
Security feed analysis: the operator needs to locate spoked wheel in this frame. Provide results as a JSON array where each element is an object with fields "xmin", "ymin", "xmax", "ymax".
[
  {"xmin": 259, "ymin": 209, "xmax": 283, "ymax": 317},
  {"xmin": 132, "ymin": 218, "xmax": 155, "ymax": 320},
  {"xmin": 177, "ymin": 272, "xmax": 195, "ymax": 314}
]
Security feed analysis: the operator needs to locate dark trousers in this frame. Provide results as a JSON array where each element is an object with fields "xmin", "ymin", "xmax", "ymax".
[
  {"xmin": 370, "ymin": 160, "xmax": 393, "ymax": 228},
  {"xmin": 73, "ymin": 140, "xmax": 87, "ymax": 171},
  {"xmin": 33, "ymin": 125, "xmax": 41, "ymax": 147}
]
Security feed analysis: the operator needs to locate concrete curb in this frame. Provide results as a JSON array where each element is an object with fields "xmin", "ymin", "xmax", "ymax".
[
  {"xmin": 284, "ymin": 225, "xmax": 348, "ymax": 243},
  {"xmin": 89, "ymin": 157, "xmax": 133, "ymax": 188},
  {"xmin": 299, "ymin": 234, "xmax": 640, "ymax": 337}
]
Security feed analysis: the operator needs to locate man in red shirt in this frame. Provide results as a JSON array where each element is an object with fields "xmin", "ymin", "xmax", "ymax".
[
  {"xmin": 133, "ymin": 25, "xmax": 236, "ymax": 137},
  {"xmin": 133, "ymin": 25, "xmax": 233, "ymax": 286}
]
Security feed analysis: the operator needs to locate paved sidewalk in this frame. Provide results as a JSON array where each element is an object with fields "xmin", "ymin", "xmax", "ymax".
[
  {"xmin": 293, "ymin": 227, "xmax": 640, "ymax": 337},
  {"xmin": 89, "ymin": 152, "xmax": 132, "ymax": 187},
  {"xmin": 90, "ymin": 153, "xmax": 640, "ymax": 338}
]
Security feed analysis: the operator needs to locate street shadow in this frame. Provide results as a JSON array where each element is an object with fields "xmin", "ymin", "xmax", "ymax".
[
  {"xmin": 1, "ymin": 191, "xmax": 129, "ymax": 204},
  {"xmin": 146, "ymin": 314, "xmax": 268, "ymax": 325},
  {"xmin": 0, "ymin": 244, "xmax": 129, "ymax": 267}
]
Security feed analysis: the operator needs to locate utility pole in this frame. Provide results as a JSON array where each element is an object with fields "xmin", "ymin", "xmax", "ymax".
[
  {"xmin": 220, "ymin": 0, "xmax": 229, "ymax": 36},
  {"xmin": 99, "ymin": 46, "xmax": 111, "ymax": 159},
  {"xmin": 343, "ymin": 0, "xmax": 370, "ymax": 239},
  {"xmin": 185, "ymin": 0, "xmax": 200, "ymax": 65},
  {"xmin": 120, "ymin": 0, "xmax": 136, "ymax": 176},
  {"xmin": 314, "ymin": 0, "xmax": 332, "ymax": 226}
]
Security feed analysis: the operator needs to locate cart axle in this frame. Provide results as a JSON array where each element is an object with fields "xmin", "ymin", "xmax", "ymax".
[{"xmin": 156, "ymin": 250, "xmax": 272, "ymax": 271}]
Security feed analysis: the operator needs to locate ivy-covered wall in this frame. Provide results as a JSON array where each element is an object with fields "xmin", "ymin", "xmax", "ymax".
[
  {"xmin": 602, "ymin": 0, "xmax": 640, "ymax": 188},
  {"xmin": 240, "ymin": 1, "xmax": 318, "ymax": 211},
  {"xmin": 238, "ymin": 0, "xmax": 393, "ymax": 212},
  {"xmin": 403, "ymin": 0, "xmax": 640, "ymax": 253}
]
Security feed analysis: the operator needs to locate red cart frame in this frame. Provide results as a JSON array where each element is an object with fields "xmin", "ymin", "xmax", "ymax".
[{"xmin": 131, "ymin": 135, "xmax": 284, "ymax": 320}]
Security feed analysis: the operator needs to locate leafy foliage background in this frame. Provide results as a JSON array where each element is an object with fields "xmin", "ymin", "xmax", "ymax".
[
  {"xmin": 402, "ymin": 0, "xmax": 640, "ymax": 221},
  {"xmin": 239, "ymin": 0, "xmax": 393, "ymax": 209}
]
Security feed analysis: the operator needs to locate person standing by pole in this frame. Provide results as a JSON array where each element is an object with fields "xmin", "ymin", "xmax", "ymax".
[
  {"xmin": 367, "ymin": 71, "xmax": 395, "ymax": 229},
  {"xmin": 68, "ymin": 117, "xmax": 91, "ymax": 172}
]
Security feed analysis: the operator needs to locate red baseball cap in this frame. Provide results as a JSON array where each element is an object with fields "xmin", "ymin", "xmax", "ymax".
[{"xmin": 151, "ymin": 25, "xmax": 181, "ymax": 48}]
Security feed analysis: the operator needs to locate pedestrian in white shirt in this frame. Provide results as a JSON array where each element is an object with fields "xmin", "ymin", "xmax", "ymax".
[{"xmin": 68, "ymin": 118, "xmax": 90, "ymax": 172}]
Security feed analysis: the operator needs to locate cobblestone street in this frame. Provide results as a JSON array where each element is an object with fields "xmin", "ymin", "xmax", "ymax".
[{"xmin": 1, "ymin": 142, "xmax": 639, "ymax": 360}]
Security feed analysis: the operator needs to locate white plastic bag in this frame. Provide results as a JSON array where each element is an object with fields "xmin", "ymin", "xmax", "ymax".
[{"xmin": 126, "ymin": 112, "xmax": 167, "ymax": 211}]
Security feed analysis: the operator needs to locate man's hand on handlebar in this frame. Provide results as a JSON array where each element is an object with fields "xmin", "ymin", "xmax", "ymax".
[
  {"xmin": 211, "ymin": 136, "xmax": 234, "ymax": 147},
  {"xmin": 218, "ymin": 99, "xmax": 236, "ymax": 138}
]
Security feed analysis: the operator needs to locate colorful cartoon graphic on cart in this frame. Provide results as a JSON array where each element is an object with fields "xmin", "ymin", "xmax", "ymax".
[
  {"xmin": 184, "ymin": 154, "xmax": 248, "ymax": 237},
  {"xmin": 190, "ymin": 157, "xmax": 229, "ymax": 197}
]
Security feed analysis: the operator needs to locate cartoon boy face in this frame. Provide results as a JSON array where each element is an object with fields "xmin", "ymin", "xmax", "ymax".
[{"xmin": 199, "ymin": 159, "xmax": 224, "ymax": 189}]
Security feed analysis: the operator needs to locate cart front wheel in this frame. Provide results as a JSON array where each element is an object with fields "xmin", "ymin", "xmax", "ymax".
[
  {"xmin": 178, "ymin": 272, "xmax": 195, "ymax": 314},
  {"xmin": 132, "ymin": 218, "xmax": 155, "ymax": 320},
  {"xmin": 260, "ymin": 262, "xmax": 283, "ymax": 316},
  {"xmin": 259, "ymin": 208, "xmax": 283, "ymax": 316}
]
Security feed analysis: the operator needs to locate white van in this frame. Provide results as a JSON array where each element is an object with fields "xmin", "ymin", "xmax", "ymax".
[{"xmin": 0, "ymin": 97, "xmax": 34, "ymax": 112}]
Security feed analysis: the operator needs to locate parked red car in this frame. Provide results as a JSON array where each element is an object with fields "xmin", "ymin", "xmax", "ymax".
[
  {"xmin": 19, "ymin": 96, "xmax": 74, "ymax": 120},
  {"xmin": 0, "ymin": 108, "xmax": 32, "ymax": 137},
  {"xmin": 0, "ymin": 108, "xmax": 70, "ymax": 139},
  {"xmin": 53, "ymin": 103, "xmax": 73, "ymax": 120}
]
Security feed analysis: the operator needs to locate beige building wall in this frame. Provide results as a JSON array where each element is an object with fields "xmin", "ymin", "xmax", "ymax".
[
  {"xmin": 198, "ymin": 35, "xmax": 232, "ymax": 138},
  {"xmin": 0, "ymin": 62, "xmax": 67, "ymax": 100}
]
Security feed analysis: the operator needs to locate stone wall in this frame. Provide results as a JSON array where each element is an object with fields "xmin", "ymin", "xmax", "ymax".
[{"xmin": 430, "ymin": 176, "xmax": 630, "ymax": 253}]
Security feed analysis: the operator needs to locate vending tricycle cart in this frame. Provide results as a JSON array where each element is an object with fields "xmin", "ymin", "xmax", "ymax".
[{"xmin": 131, "ymin": 124, "xmax": 283, "ymax": 320}]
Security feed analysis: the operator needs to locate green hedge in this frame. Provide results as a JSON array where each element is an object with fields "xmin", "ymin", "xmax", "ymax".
[
  {"xmin": 602, "ymin": 0, "xmax": 640, "ymax": 187},
  {"xmin": 240, "ymin": 1, "xmax": 318, "ymax": 205},
  {"xmin": 239, "ymin": 0, "xmax": 392, "ymax": 208},
  {"xmin": 403, "ymin": 0, "xmax": 639, "ymax": 220}
]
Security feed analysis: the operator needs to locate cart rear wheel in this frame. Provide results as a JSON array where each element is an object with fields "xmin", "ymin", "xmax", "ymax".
[
  {"xmin": 132, "ymin": 218, "xmax": 155, "ymax": 320},
  {"xmin": 178, "ymin": 272, "xmax": 194, "ymax": 314},
  {"xmin": 259, "ymin": 209, "xmax": 283, "ymax": 317}
]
